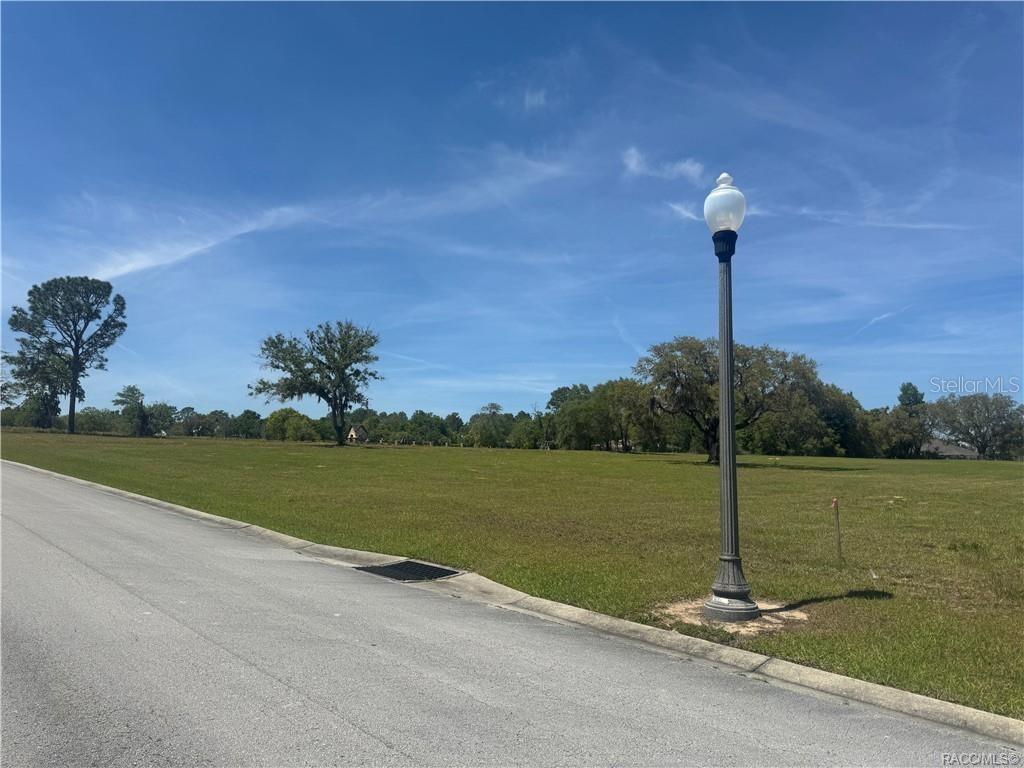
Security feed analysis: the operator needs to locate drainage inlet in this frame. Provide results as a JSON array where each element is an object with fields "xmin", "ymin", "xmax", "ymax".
[{"xmin": 355, "ymin": 559, "xmax": 459, "ymax": 582}]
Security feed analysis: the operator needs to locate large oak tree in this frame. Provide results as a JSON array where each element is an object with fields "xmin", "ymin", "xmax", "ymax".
[
  {"xmin": 931, "ymin": 393, "xmax": 1024, "ymax": 460},
  {"xmin": 250, "ymin": 321, "xmax": 381, "ymax": 445},
  {"xmin": 635, "ymin": 336, "xmax": 817, "ymax": 463}
]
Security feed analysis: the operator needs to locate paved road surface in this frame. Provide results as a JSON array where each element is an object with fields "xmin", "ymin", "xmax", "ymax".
[{"xmin": 1, "ymin": 462, "xmax": 1014, "ymax": 766}]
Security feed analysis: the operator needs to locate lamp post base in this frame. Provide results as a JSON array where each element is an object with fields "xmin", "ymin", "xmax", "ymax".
[{"xmin": 703, "ymin": 594, "xmax": 761, "ymax": 622}]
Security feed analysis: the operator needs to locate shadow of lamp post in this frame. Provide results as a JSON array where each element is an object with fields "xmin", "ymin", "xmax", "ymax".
[{"xmin": 702, "ymin": 172, "xmax": 761, "ymax": 622}]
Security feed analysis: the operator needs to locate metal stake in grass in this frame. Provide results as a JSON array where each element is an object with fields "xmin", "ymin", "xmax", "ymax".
[{"xmin": 832, "ymin": 497, "xmax": 843, "ymax": 563}]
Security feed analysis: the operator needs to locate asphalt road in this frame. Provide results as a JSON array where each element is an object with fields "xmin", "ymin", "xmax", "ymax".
[{"xmin": 1, "ymin": 462, "xmax": 1014, "ymax": 767}]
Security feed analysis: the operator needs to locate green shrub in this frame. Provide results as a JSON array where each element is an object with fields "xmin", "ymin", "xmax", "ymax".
[
  {"xmin": 264, "ymin": 408, "xmax": 303, "ymax": 440},
  {"xmin": 285, "ymin": 414, "xmax": 319, "ymax": 442}
]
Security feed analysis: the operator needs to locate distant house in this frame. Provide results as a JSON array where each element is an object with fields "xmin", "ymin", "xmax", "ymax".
[
  {"xmin": 922, "ymin": 439, "xmax": 979, "ymax": 460},
  {"xmin": 347, "ymin": 425, "xmax": 369, "ymax": 444}
]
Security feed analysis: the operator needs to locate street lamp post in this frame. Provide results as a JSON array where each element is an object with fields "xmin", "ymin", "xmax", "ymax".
[{"xmin": 703, "ymin": 172, "xmax": 760, "ymax": 622}]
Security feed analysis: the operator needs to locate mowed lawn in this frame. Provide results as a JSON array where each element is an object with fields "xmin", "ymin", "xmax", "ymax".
[{"xmin": 3, "ymin": 431, "xmax": 1022, "ymax": 718}]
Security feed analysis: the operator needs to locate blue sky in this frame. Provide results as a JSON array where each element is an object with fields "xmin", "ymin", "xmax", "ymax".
[{"xmin": 3, "ymin": 3, "xmax": 1022, "ymax": 419}]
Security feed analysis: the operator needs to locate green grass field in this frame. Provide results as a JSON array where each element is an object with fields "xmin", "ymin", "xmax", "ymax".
[{"xmin": 3, "ymin": 430, "xmax": 1022, "ymax": 718}]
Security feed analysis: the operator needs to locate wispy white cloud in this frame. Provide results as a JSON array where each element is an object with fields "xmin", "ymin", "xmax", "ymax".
[
  {"xmin": 376, "ymin": 350, "xmax": 455, "ymax": 376},
  {"xmin": 666, "ymin": 201, "xmax": 701, "ymax": 222},
  {"xmin": 11, "ymin": 145, "xmax": 569, "ymax": 282},
  {"xmin": 412, "ymin": 372, "xmax": 555, "ymax": 395},
  {"xmin": 524, "ymin": 88, "xmax": 547, "ymax": 111},
  {"xmin": 903, "ymin": 42, "xmax": 977, "ymax": 216},
  {"xmin": 860, "ymin": 219, "xmax": 972, "ymax": 232},
  {"xmin": 652, "ymin": 47, "xmax": 906, "ymax": 157},
  {"xmin": 476, "ymin": 47, "xmax": 585, "ymax": 116},
  {"xmin": 611, "ymin": 312, "xmax": 645, "ymax": 355},
  {"xmin": 853, "ymin": 305, "xmax": 913, "ymax": 336},
  {"xmin": 622, "ymin": 146, "xmax": 703, "ymax": 185},
  {"xmin": 622, "ymin": 147, "xmax": 645, "ymax": 175},
  {"xmin": 346, "ymin": 146, "xmax": 567, "ymax": 223},
  {"xmin": 92, "ymin": 205, "xmax": 313, "ymax": 280},
  {"xmin": 407, "ymin": 235, "xmax": 574, "ymax": 266},
  {"xmin": 745, "ymin": 200, "xmax": 971, "ymax": 231}
]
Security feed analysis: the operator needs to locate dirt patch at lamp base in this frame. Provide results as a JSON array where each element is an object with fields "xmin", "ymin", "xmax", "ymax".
[{"xmin": 654, "ymin": 598, "xmax": 809, "ymax": 637}]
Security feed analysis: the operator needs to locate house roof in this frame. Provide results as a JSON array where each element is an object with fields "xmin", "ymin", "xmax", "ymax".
[{"xmin": 923, "ymin": 439, "xmax": 979, "ymax": 457}]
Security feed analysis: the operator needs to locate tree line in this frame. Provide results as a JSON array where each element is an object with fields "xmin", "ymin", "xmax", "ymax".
[{"xmin": 3, "ymin": 276, "xmax": 1023, "ymax": 461}]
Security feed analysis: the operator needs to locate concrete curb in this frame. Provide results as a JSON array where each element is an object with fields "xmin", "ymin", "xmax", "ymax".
[
  {"xmin": 755, "ymin": 658, "xmax": 1022, "ymax": 746},
  {"xmin": 301, "ymin": 542, "xmax": 397, "ymax": 567},
  {"xmin": 5, "ymin": 459, "xmax": 1021, "ymax": 747},
  {"xmin": 512, "ymin": 594, "xmax": 771, "ymax": 671}
]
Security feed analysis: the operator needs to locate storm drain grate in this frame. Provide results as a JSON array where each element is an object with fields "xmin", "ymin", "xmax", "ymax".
[{"xmin": 355, "ymin": 559, "xmax": 459, "ymax": 582}]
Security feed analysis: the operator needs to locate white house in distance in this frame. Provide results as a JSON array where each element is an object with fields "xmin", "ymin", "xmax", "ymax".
[{"xmin": 347, "ymin": 425, "xmax": 369, "ymax": 444}]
